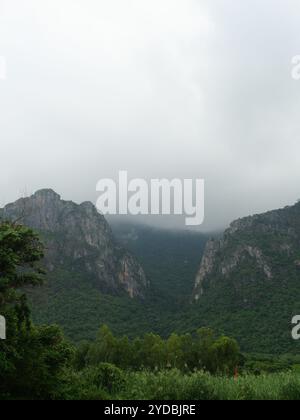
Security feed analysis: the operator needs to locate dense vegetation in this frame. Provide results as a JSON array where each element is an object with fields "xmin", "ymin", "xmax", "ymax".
[
  {"xmin": 26, "ymin": 224, "xmax": 209, "ymax": 342},
  {"xmin": 112, "ymin": 223, "xmax": 209, "ymax": 306},
  {"xmin": 107, "ymin": 223, "xmax": 300, "ymax": 354},
  {"xmin": 74, "ymin": 325, "xmax": 241, "ymax": 374},
  {"xmin": 0, "ymin": 222, "xmax": 72, "ymax": 399},
  {"xmin": 188, "ymin": 202, "xmax": 300, "ymax": 354},
  {"xmin": 63, "ymin": 368, "xmax": 300, "ymax": 400},
  {"xmin": 0, "ymin": 221, "xmax": 239, "ymax": 400},
  {"xmin": 2, "ymin": 221, "xmax": 300, "ymax": 400},
  {"xmin": 24, "ymin": 221, "xmax": 300, "ymax": 354}
]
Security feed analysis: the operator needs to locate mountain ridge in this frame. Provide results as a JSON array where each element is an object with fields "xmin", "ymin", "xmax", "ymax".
[
  {"xmin": 194, "ymin": 200, "xmax": 300, "ymax": 302},
  {"xmin": 0, "ymin": 189, "xmax": 148, "ymax": 299},
  {"xmin": 189, "ymin": 200, "xmax": 300, "ymax": 353}
]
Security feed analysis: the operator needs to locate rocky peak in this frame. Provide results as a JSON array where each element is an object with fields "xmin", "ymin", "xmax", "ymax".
[
  {"xmin": 34, "ymin": 189, "xmax": 61, "ymax": 200},
  {"xmin": 193, "ymin": 200, "xmax": 300, "ymax": 305},
  {"xmin": 0, "ymin": 189, "xmax": 148, "ymax": 299}
]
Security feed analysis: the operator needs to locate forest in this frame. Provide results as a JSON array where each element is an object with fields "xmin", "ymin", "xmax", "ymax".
[{"xmin": 1, "ymin": 221, "xmax": 300, "ymax": 400}]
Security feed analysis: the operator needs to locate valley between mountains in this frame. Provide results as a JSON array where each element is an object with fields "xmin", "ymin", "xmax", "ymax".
[{"xmin": 1, "ymin": 189, "xmax": 300, "ymax": 354}]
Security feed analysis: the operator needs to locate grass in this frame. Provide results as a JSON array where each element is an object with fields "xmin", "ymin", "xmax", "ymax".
[
  {"xmin": 120, "ymin": 370, "xmax": 300, "ymax": 400},
  {"xmin": 60, "ymin": 366, "xmax": 300, "ymax": 400}
]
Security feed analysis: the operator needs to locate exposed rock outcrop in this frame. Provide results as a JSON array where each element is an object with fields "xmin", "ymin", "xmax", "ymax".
[
  {"xmin": 193, "ymin": 201, "xmax": 300, "ymax": 305},
  {"xmin": 0, "ymin": 189, "xmax": 148, "ymax": 298}
]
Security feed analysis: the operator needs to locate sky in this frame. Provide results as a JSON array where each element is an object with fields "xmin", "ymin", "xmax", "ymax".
[{"xmin": 0, "ymin": 0, "xmax": 300, "ymax": 231}]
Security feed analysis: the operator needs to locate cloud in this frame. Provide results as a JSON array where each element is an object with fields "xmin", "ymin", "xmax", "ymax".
[{"xmin": 0, "ymin": 0, "xmax": 300, "ymax": 230}]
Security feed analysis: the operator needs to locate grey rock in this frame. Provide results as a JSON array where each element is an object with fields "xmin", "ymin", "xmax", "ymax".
[
  {"xmin": 0, "ymin": 189, "xmax": 148, "ymax": 298},
  {"xmin": 193, "ymin": 200, "xmax": 300, "ymax": 302}
]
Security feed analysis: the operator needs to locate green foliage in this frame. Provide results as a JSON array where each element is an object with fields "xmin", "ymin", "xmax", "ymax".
[
  {"xmin": 26, "ymin": 225, "xmax": 209, "ymax": 344},
  {"xmin": 0, "ymin": 222, "xmax": 44, "ymax": 307},
  {"xmin": 3, "ymin": 221, "xmax": 300, "ymax": 400},
  {"xmin": 212, "ymin": 336, "xmax": 240, "ymax": 374},
  {"xmin": 0, "ymin": 324, "xmax": 73, "ymax": 399},
  {"xmin": 90, "ymin": 363, "xmax": 125, "ymax": 394},
  {"xmin": 57, "ymin": 368, "xmax": 300, "ymax": 401},
  {"xmin": 74, "ymin": 324, "xmax": 241, "ymax": 375},
  {"xmin": 113, "ymin": 224, "xmax": 208, "ymax": 306},
  {"xmin": 0, "ymin": 222, "xmax": 72, "ymax": 400},
  {"xmin": 120, "ymin": 370, "xmax": 300, "ymax": 401},
  {"xmin": 279, "ymin": 379, "xmax": 300, "ymax": 400},
  {"xmin": 121, "ymin": 370, "xmax": 218, "ymax": 400},
  {"xmin": 53, "ymin": 368, "xmax": 111, "ymax": 400},
  {"xmin": 26, "ymin": 220, "xmax": 300, "ymax": 355}
]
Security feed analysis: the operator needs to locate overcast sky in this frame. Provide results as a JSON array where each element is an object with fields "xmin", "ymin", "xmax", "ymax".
[{"xmin": 0, "ymin": 0, "xmax": 300, "ymax": 231}]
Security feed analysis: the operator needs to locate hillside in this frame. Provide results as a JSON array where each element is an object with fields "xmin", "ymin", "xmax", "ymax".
[
  {"xmin": 190, "ymin": 201, "xmax": 300, "ymax": 353},
  {"xmin": 28, "ymin": 222, "xmax": 208, "ymax": 341},
  {"xmin": 0, "ymin": 191, "xmax": 208, "ymax": 341},
  {"xmin": 0, "ymin": 190, "xmax": 148, "ymax": 298},
  {"xmin": 3, "ymin": 190, "xmax": 300, "ymax": 354},
  {"xmin": 111, "ymin": 222, "xmax": 208, "ymax": 307},
  {"xmin": 0, "ymin": 190, "xmax": 153, "ymax": 341}
]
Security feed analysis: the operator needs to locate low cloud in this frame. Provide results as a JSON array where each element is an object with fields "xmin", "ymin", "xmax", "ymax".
[{"xmin": 0, "ymin": 0, "xmax": 300, "ymax": 231}]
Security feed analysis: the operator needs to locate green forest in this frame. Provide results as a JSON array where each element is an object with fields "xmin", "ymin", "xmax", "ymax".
[
  {"xmin": 21, "ymin": 221, "xmax": 300, "ymax": 356},
  {"xmin": 1, "ymin": 221, "xmax": 300, "ymax": 400}
]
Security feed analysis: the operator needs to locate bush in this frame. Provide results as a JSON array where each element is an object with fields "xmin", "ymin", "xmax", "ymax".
[
  {"xmin": 91, "ymin": 363, "xmax": 126, "ymax": 394},
  {"xmin": 120, "ymin": 370, "xmax": 219, "ymax": 400},
  {"xmin": 235, "ymin": 383, "xmax": 256, "ymax": 401},
  {"xmin": 280, "ymin": 379, "xmax": 300, "ymax": 401},
  {"xmin": 54, "ymin": 368, "xmax": 115, "ymax": 400},
  {"xmin": 183, "ymin": 375, "xmax": 219, "ymax": 400}
]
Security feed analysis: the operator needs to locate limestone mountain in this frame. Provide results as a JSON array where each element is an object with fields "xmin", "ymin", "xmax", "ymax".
[
  {"xmin": 192, "ymin": 201, "xmax": 300, "ymax": 353},
  {"xmin": 0, "ymin": 189, "xmax": 148, "ymax": 299}
]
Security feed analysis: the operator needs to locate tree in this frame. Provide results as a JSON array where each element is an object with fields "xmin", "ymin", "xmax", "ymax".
[
  {"xmin": 212, "ymin": 336, "xmax": 240, "ymax": 375},
  {"xmin": 87, "ymin": 325, "xmax": 117, "ymax": 365},
  {"xmin": 114, "ymin": 336, "xmax": 132, "ymax": 369},
  {"xmin": 73, "ymin": 341, "xmax": 91, "ymax": 370},
  {"xmin": 0, "ymin": 222, "xmax": 44, "ymax": 308},
  {"xmin": 166, "ymin": 333, "xmax": 184, "ymax": 369},
  {"xmin": 140, "ymin": 333, "xmax": 165, "ymax": 370},
  {"xmin": 0, "ymin": 222, "xmax": 72, "ymax": 400},
  {"xmin": 196, "ymin": 328, "xmax": 216, "ymax": 372}
]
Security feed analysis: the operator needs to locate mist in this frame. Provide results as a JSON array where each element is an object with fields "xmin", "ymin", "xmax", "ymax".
[{"xmin": 1, "ymin": 0, "xmax": 300, "ymax": 231}]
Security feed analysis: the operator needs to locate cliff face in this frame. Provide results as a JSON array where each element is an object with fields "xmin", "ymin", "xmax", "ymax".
[
  {"xmin": 0, "ymin": 189, "xmax": 148, "ymax": 298},
  {"xmin": 193, "ymin": 202, "xmax": 300, "ymax": 306}
]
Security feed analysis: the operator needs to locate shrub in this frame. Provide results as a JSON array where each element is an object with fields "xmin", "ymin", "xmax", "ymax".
[
  {"xmin": 54, "ymin": 368, "xmax": 112, "ymax": 400},
  {"xmin": 279, "ymin": 379, "xmax": 300, "ymax": 401},
  {"xmin": 181, "ymin": 372, "xmax": 219, "ymax": 400},
  {"xmin": 120, "ymin": 370, "xmax": 219, "ymax": 400},
  {"xmin": 91, "ymin": 363, "xmax": 126, "ymax": 394}
]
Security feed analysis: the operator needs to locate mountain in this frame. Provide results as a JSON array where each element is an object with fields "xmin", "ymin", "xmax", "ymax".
[
  {"xmin": 191, "ymin": 201, "xmax": 300, "ymax": 353},
  {"xmin": 0, "ymin": 189, "xmax": 148, "ymax": 298},
  {"xmin": 4, "ymin": 189, "xmax": 299, "ymax": 354},
  {"xmin": 0, "ymin": 191, "xmax": 208, "ymax": 341},
  {"xmin": 111, "ymin": 222, "xmax": 208, "ymax": 306}
]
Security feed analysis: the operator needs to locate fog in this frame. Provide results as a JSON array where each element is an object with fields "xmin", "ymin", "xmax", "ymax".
[{"xmin": 1, "ymin": 0, "xmax": 300, "ymax": 231}]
